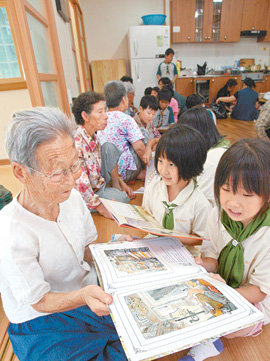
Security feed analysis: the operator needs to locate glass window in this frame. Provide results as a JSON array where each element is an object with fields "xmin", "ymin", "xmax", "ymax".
[
  {"xmin": 0, "ymin": 7, "xmax": 21, "ymax": 78},
  {"xmin": 212, "ymin": 0, "xmax": 222, "ymax": 41},
  {"xmin": 26, "ymin": 12, "xmax": 54, "ymax": 73},
  {"xmin": 195, "ymin": 0, "xmax": 204, "ymax": 42},
  {"xmin": 41, "ymin": 81, "xmax": 59, "ymax": 107}
]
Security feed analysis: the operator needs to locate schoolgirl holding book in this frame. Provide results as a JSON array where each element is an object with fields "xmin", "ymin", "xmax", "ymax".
[
  {"xmin": 142, "ymin": 124, "xmax": 211, "ymax": 244},
  {"xmin": 179, "ymin": 138, "xmax": 270, "ymax": 361}
]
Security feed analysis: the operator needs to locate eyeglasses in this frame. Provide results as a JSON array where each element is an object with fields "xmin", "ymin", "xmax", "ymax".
[{"xmin": 28, "ymin": 158, "xmax": 83, "ymax": 184}]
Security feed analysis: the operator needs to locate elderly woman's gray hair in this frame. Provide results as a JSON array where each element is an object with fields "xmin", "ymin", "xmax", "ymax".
[
  {"xmin": 104, "ymin": 80, "xmax": 127, "ymax": 109},
  {"xmin": 5, "ymin": 107, "xmax": 75, "ymax": 170},
  {"xmin": 123, "ymin": 81, "xmax": 135, "ymax": 95}
]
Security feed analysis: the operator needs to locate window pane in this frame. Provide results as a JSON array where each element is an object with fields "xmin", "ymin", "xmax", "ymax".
[
  {"xmin": 26, "ymin": 12, "xmax": 54, "ymax": 73},
  {"xmin": 0, "ymin": 7, "xmax": 21, "ymax": 78},
  {"xmin": 41, "ymin": 81, "xmax": 59, "ymax": 107}
]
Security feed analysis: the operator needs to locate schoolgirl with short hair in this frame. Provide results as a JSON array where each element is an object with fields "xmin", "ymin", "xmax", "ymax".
[{"xmin": 142, "ymin": 124, "xmax": 211, "ymax": 244}]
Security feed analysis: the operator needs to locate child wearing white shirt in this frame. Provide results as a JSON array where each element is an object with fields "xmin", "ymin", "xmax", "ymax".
[
  {"xmin": 143, "ymin": 124, "xmax": 211, "ymax": 244},
  {"xmin": 179, "ymin": 139, "xmax": 270, "ymax": 361}
]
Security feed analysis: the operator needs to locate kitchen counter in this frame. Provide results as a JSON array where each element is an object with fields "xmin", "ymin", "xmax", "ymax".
[{"xmin": 177, "ymin": 74, "xmax": 240, "ymax": 78}]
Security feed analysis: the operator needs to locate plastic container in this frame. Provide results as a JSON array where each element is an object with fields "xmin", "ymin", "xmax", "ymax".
[{"xmin": 141, "ymin": 14, "xmax": 166, "ymax": 25}]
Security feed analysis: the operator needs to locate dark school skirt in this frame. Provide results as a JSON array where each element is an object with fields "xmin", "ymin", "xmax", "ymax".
[{"xmin": 8, "ymin": 305, "xmax": 127, "ymax": 361}]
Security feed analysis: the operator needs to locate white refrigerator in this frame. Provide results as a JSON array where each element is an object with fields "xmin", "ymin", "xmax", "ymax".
[{"xmin": 128, "ymin": 25, "xmax": 170, "ymax": 107}]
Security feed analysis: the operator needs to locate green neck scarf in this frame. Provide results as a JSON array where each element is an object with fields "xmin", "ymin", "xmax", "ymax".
[
  {"xmin": 217, "ymin": 207, "xmax": 270, "ymax": 288},
  {"xmin": 162, "ymin": 179, "xmax": 198, "ymax": 230},
  {"xmin": 162, "ymin": 201, "xmax": 177, "ymax": 229},
  {"xmin": 211, "ymin": 137, "xmax": 230, "ymax": 150}
]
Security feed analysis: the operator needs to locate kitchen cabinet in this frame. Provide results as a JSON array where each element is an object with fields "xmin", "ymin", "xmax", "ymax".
[
  {"xmin": 264, "ymin": 75, "xmax": 270, "ymax": 91},
  {"xmin": 241, "ymin": 0, "xmax": 269, "ymax": 31},
  {"xmin": 261, "ymin": 7, "xmax": 270, "ymax": 42},
  {"xmin": 219, "ymin": 0, "xmax": 244, "ymax": 42},
  {"xmin": 176, "ymin": 75, "xmax": 242, "ymax": 103},
  {"xmin": 175, "ymin": 77, "xmax": 195, "ymax": 97},
  {"xmin": 172, "ymin": 0, "xmax": 196, "ymax": 42},
  {"xmin": 172, "ymin": 0, "xmax": 244, "ymax": 43},
  {"xmin": 255, "ymin": 80, "xmax": 266, "ymax": 93}
]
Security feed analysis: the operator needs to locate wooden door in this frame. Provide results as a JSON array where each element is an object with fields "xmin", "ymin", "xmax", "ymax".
[
  {"xmin": 241, "ymin": 0, "xmax": 268, "ymax": 30},
  {"xmin": 175, "ymin": 78, "xmax": 195, "ymax": 97},
  {"xmin": 261, "ymin": 6, "xmax": 270, "ymax": 42},
  {"xmin": 172, "ymin": 0, "xmax": 196, "ymax": 43},
  {"xmin": 209, "ymin": 77, "xmax": 227, "ymax": 103},
  {"xmin": 255, "ymin": 80, "xmax": 266, "ymax": 93},
  {"xmin": 220, "ymin": 0, "xmax": 244, "ymax": 42},
  {"xmin": 201, "ymin": 0, "xmax": 213, "ymax": 42},
  {"xmin": 264, "ymin": 75, "xmax": 270, "ymax": 91}
]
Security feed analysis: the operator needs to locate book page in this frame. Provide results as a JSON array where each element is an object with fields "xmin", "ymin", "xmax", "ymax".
[
  {"xmin": 110, "ymin": 274, "xmax": 264, "ymax": 361},
  {"xmin": 100, "ymin": 198, "xmax": 202, "ymax": 240},
  {"xmin": 90, "ymin": 237, "xmax": 204, "ymax": 291}
]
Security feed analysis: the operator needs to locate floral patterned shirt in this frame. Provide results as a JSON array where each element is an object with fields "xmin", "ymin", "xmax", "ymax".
[
  {"xmin": 74, "ymin": 126, "xmax": 104, "ymax": 209},
  {"xmin": 97, "ymin": 111, "xmax": 144, "ymax": 180}
]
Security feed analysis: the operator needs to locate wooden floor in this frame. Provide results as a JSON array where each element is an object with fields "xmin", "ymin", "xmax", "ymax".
[{"xmin": 1, "ymin": 117, "xmax": 269, "ymax": 361}]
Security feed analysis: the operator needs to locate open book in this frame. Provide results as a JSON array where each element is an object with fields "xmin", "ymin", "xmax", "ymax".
[
  {"xmin": 100, "ymin": 198, "xmax": 202, "ymax": 242},
  {"xmin": 90, "ymin": 237, "xmax": 264, "ymax": 361}
]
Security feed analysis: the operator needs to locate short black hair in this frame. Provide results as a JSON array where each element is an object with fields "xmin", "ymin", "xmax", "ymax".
[
  {"xmin": 158, "ymin": 87, "xmax": 172, "ymax": 102},
  {"xmin": 214, "ymin": 138, "xmax": 270, "ymax": 214},
  {"xmin": 154, "ymin": 124, "xmax": 207, "ymax": 181},
  {"xmin": 179, "ymin": 107, "xmax": 223, "ymax": 150},
  {"xmin": 226, "ymin": 79, "xmax": 237, "ymax": 89},
  {"xmin": 158, "ymin": 77, "xmax": 173, "ymax": 90},
  {"xmin": 120, "ymin": 75, "xmax": 133, "ymax": 84},
  {"xmin": 151, "ymin": 87, "xmax": 159, "ymax": 94},
  {"xmin": 140, "ymin": 95, "xmax": 158, "ymax": 111},
  {"xmin": 186, "ymin": 93, "xmax": 203, "ymax": 109},
  {"xmin": 144, "ymin": 87, "xmax": 152, "ymax": 95},
  {"xmin": 165, "ymin": 48, "xmax": 174, "ymax": 56},
  {"xmin": 72, "ymin": 91, "xmax": 105, "ymax": 125},
  {"xmin": 104, "ymin": 80, "xmax": 126, "ymax": 108},
  {"xmin": 244, "ymin": 77, "xmax": 256, "ymax": 88}
]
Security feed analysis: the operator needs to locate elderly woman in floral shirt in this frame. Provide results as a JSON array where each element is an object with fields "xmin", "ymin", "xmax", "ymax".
[{"xmin": 72, "ymin": 92, "xmax": 134, "ymax": 218}]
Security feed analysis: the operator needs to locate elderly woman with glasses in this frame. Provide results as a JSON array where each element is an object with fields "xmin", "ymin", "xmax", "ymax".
[{"xmin": 0, "ymin": 107, "xmax": 128, "ymax": 361}]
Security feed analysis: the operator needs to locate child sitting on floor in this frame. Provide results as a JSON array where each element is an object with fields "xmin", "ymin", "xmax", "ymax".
[
  {"xmin": 133, "ymin": 95, "xmax": 160, "ymax": 145},
  {"xmin": 152, "ymin": 87, "xmax": 175, "ymax": 128},
  {"xmin": 179, "ymin": 138, "xmax": 270, "ymax": 360},
  {"xmin": 142, "ymin": 125, "xmax": 211, "ymax": 243}
]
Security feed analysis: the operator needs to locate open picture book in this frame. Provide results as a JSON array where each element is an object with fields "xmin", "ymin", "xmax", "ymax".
[
  {"xmin": 90, "ymin": 237, "xmax": 264, "ymax": 361},
  {"xmin": 100, "ymin": 198, "xmax": 202, "ymax": 242}
]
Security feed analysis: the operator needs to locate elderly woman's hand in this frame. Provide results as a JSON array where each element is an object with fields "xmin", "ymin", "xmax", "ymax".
[{"xmin": 81, "ymin": 285, "xmax": 113, "ymax": 316}]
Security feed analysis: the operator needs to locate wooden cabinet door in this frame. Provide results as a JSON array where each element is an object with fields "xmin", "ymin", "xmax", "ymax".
[
  {"xmin": 261, "ymin": 6, "xmax": 270, "ymax": 42},
  {"xmin": 172, "ymin": 0, "xmax": 196, "ymax": 43},
  {"xmin": 241, "ymin": 0, "xmax": 268, "ymax": 30},
  {"xmin": 255, "ymin": 80, "xmax": 266, "ymax": 93},
  {"xmin": 209, "ymin": 77, "xmax": 227, "ymax": 103},
  {"xmin": 175, "ymin": 78, "xmax": 195, "ymax": 97},
  {"xmin": 220, "ymin": 0, "xmax": 244, "ymax": 42},
  {"xmin": 264, "ymin": 76, "xmax": 270, "ymax": 91},
  {"xmin": 202, "ymin": 0, "xmax": 213, "ymax": 42}
]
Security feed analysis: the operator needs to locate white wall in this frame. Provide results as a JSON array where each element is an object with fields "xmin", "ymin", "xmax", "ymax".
[
  {"xmin": 80, "ymin": 0, "xmax": 164, "ymax": 62},
  {"xmin": 173, "ymin": 38, "xmax": 270, "ymax": 71}
]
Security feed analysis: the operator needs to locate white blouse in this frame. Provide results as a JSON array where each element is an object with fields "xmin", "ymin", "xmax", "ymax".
[
  {"xmin": 201, "ymin": 207, "xmax": 270, "ymax": 324},
  {"xmin": 197, "ymin": 147, "xmax": 227, "ymax": 207},
  {"xmin": 0, "ymin": 189, "xmax": 97, "ymax": 323},
  {"xmin": 143, "ymin": 175, "xmax": 211, "ymax": 238}
]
